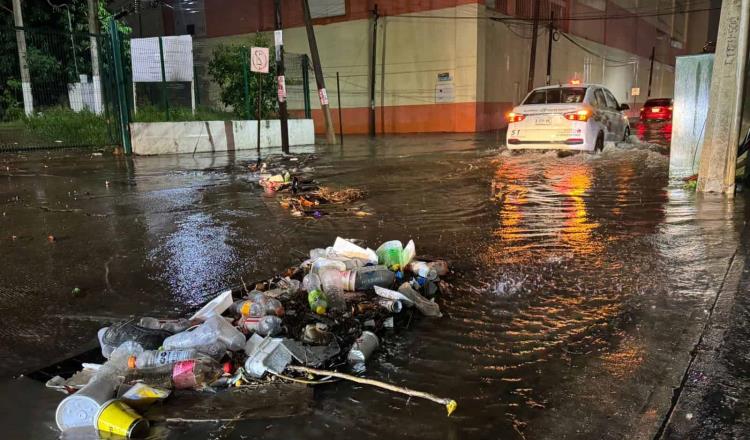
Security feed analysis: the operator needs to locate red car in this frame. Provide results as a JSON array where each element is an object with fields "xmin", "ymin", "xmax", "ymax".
[{"xmin": 640, "ymin": 98, "xmax": 673, "ymax": 121}]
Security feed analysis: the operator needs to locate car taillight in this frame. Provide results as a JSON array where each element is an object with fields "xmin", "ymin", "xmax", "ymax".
[
  {"xmin": 563, "ymin": 110, "xmax": 590, "ymax": 121},
  {"xmin": 506, "ymin": 112, "xmax": 525, "ymax": 123}
]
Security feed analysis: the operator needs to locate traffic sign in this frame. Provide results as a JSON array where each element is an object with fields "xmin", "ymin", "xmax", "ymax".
[{"xmin": 250, "ymin": 47, "xmax": 269, "ymax": 73}]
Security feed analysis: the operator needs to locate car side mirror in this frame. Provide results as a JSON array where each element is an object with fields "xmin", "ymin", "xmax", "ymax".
[{"xmin": 619, "ymin": 103, "xmax": 630, "ymax": 111}]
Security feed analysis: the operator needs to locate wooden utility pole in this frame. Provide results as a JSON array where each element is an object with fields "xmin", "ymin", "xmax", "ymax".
[
  {"xmin": 88, "ymin": 0, "xmax": 103, "ymax": 114},
  {"xmin": 369, "ymin": 4, "xmax": 378, "ymax": 137},
  {"xmin": 545, "ymin": 11, "xmax": 554, "ymax": 86},
  {"xmin": 527, "ymin": 0, "xmax": 541, "ymax": 92},
  {"xmin": 301, "ymin": 0, "xmax": 337, "ymax": 144},
  {"xmin": 274, "ymin": 0, "xmax": 289, "ymax": 153},
  {"xmin": 646, "ymin": 46, "xmax": 655, "ymax": 98},
  {"xmin": 12, "ymin": 0, "xmax": 33, "ymax": 115}
]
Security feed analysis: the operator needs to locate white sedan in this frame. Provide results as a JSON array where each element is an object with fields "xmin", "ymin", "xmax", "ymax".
[{"xmin": 505, "ymin": 84, "xmax": 631, "ymax": 152}]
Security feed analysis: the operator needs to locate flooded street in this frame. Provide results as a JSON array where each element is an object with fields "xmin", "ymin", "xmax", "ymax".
[{"xmin": 0, "ymin": 135, "xmax": 747, "ymax": 439}]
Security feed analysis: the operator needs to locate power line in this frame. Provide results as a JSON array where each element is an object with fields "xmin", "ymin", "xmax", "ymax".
[{"xmin": 391, "ymin": 5, "xmax": 719, "ymax": 23}]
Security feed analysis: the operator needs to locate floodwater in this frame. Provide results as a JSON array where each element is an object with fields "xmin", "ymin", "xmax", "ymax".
[{"xmin": 0, "ymin": 134, "xmax": 746, "ymax": 439}]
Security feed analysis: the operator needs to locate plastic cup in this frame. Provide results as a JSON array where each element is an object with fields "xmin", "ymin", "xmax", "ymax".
[
  {"xmin": 56, "ymin": 375, "xmax": 119, "ymax": 431},
  {"xmin": 95, "ymin": 399, "xmax": 149, "ymax": 438}
]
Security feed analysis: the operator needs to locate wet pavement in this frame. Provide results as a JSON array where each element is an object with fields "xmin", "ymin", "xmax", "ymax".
[{"xmin": 0, "ymin": 134, "xmax": 748, "ymax": 439}]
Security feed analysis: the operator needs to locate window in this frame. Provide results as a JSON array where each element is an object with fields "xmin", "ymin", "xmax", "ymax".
[
  {"xmin": 644, "ymin": 98, "xmax": 672, "ymax": 107},
  {"xmin": 310, "ymin": 0, "xmax": 345, "ymax": 19},
  {"xmin": 603, "ymin": 89, "xmax": 619, "ymax": 110},
  {"xmin": 593, "ymin": 89, "xmax": 608, "ymax": 108},
  {"xmin": 523, "ymin": 87, "xmax": 587, "ymax": 104}
]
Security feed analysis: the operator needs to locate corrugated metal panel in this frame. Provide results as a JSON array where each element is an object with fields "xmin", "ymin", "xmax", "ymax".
[
  {"xmin": 670, "ymin": 53, "xmax": 714, "ymax": 178},
  {"xmin": 310, "ymin": 0, "xmax": 346, "ymax": 19}
]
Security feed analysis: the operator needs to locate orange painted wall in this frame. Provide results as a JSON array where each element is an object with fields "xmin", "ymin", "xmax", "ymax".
[{"xmin": 294, "ymin": 101, "xmax": 512, "ymax": 134}]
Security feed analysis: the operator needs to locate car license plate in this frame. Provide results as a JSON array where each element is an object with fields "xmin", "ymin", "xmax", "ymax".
[{"xmin": 534, "ymin": 117, "xmax": 552, "ymax": 125}]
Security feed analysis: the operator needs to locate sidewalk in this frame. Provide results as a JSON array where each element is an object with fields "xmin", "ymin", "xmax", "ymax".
[{"xmin": 660, "ymin": 211, "xmax": 750, "ymax": 438}]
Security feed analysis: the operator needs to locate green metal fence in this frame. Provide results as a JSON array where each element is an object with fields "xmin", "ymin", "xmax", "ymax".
[
  {"xmin": 0, "ymin": 25, "xmax": 122, "ymax": 151},
  {"xmin": 0, "ymin": 21, "xmax": 312, "ymax": 153}
]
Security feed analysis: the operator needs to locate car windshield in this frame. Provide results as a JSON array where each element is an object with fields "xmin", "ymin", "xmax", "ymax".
[
  {"xmin": 644, "ymin": 99, "xmax": 671, "ymax": 107},
  {"xmin": 523, "ymin": 87, "xmax": 587, "ymax": 105}
]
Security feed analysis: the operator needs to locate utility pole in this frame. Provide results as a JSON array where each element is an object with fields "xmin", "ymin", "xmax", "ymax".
[
  {"xmin": 369, "ymin": 4, "xmax": 378, "ymax": 138},
  {"xmin": 647, "ymin": 46, "xmax": 655, "ymax": 98},
  {"xmin": 274, "ymin": 0, "xmax": 289, "ymax": 153},
  {"xmin": 88, "ymin": 0, "xmax": 103, "ymax": 114},
  {"xmin": 527, "ymin": 0, "xmax": 541, "ymax": 92},
  {"xmin": 12, "ymin": 0, "xmax": 33, "ymax": 115},
  {"xmin": 301, "ymin": 0, "xmax": 337, "ymax": 144},
  {"xmin": 545, "ymin": 11, "xmax": 554, "ymax": 86}
]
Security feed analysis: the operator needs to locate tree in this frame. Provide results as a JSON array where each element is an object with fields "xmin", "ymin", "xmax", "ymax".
[
  {"xmin": 207, "ymin": 33, "xmax": 278, "ymax": 119},
  {"xmin": 0, "ymin": 0, "xmax": 131, "ymax": 120}
]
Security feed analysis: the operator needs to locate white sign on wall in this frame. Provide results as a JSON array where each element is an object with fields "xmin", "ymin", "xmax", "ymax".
[{"xmin": 131, "ymin": 35, "xmax": 194, "ymax": 83}]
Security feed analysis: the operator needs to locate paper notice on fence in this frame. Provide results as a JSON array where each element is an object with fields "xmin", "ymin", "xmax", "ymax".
[{"xmin": 131, "ymin": 35, "xmax": 194, "ymax": 83}]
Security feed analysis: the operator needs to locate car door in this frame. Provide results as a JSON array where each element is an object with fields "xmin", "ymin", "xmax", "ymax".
[
  {"xmin": 603, "ymin": 88, "xmax": 624, "ymax": 138},
  {"xmin": 592, "ymin": 88, "xmax": 613, "ymax": 140}
]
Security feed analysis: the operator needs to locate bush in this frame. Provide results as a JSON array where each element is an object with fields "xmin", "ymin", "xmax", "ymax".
[
  {"xmin": 24, "ymin": 107, "xmax": 111, "ymax": 146},
  {"xmin": 208, "ymin": 34, "xmax": 278, "ymax": 119}
]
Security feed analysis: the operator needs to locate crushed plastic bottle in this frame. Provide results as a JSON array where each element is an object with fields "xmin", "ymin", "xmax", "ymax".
[
  {"xmin": 239, "ymin": 315, "xmax": 283, "ymax": 337},
  {"xmin": 230, "ymin": 298, "xmax": 267, "ymax": 317},
  {"xmin": 162, "ymin": 314, "xmax": 246, "ymax": 352},
  {"xmin": 406, "ymin": 261, "xmax": 438, "ymax": 281},
  {"xmin": 138, "ymin": 317, "xmax": 195, "ymax": 334}
]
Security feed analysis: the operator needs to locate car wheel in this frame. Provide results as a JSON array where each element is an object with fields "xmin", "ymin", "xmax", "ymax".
[
  {"xmin": 592, "ymin": 133, "xmax": 604, "ymax": 153},
  {"xmin": 623, "ymin": 126, "xmax": 631, "ymax": 142}
]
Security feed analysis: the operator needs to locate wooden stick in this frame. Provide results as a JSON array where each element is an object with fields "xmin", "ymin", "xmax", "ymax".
[
  {"xmin": 287, "ymin": 365, "xmax": 457, "ymax": 416},
  {"xmin": 267, "ymin": 370, "xmax": 337, "ymax": 386}
]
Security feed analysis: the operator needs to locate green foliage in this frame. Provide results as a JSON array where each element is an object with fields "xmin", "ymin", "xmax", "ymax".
[
  {"xmin": 0, "ymin": 80, "xmax": 23, "ymax": 122},
  {"xmin": 132, "ymin": 105, "xmax": 235, "ymax": 122},
  {"xmin": 0, "ymin": 0, "xmax": 132, "ymax": 120},
  {"xmin": 24, "ymin": 107, "xmax": 110, "ymax": 146},
  {"xmin": 208, "ymin": 34, "xmax": 278, "ymax": 119}
]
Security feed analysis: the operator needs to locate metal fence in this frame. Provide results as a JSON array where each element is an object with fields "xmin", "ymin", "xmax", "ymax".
[
  {"xmin": 0, "ymin": 25, "xmax": 121, "ymax": 151},
  {"xmin": 1, "ymin": 23, "xmax": 312, "ymax": 152}
]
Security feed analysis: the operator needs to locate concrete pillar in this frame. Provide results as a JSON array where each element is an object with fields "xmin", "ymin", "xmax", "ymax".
[
  {"xmin": 697, "ymin": 0, "xmax": 750, "ymax": 194},
  {"xmin": 12, "ymin": 0, "xmax": 33, "ymax": 115}
]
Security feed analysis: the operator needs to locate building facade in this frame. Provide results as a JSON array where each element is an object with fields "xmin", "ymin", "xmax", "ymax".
[{"xmin": 125, "ymin": 0, "xmax": 719, "ymax": 134}]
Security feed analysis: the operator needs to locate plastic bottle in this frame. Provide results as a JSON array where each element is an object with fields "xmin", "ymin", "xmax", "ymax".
[
  {"xmin": 229, "ymin": 298, "xmax": 267, "ymax": 317},
  {"xmin": 307, "ymin": 290, "xmax": 328, "ymax": 314},
  {"xmin": 162, "ymin": 314, "xmax": 246, "ymax": 352},
  {"xmin": 138, "ymin": 317, "xmax": 194, "ymax": 334},
  {"xmin": 406, "ymin": 261, "xmax": 438, "ymax": 281},
  {"xmin": 303, "ymin": 273, "xmax": 321, "ymax": 292},
  {"xmin": 239, "ymin": 315, "xmax": 283, "ymax": 336},
  {"xmin": 319, "ymin": 269, "xmax": 347, "ymax": 311},
  {"xmin": 264, "ymin": 298, "xmax": 285, "ymax": 317},
  {"xmin": 123, "ymin": 357, "xmax": 224, "ymax": 390},
  {"xmin": 311, "ymin": 258, "xmax": 347, "ymax": 275},
  {"xmin": 350, "ymin": 265, "xmax": 396, "ymax": 290},
  {"xmin": 428, "ymin": 260, "xmax": 449, "ymax": 276},
  {"xmin": 128, "ymin": 349, "xmax": 201, "ymax": 369}
]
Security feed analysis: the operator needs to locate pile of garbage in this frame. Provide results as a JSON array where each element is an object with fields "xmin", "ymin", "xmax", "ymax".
[
  {"xmin": 49, "ymin": 237, "xmax": 455, "ymax": 438},
  {"xmin": 254, "ymin": 158, "xmax": 370, "ymax": 218}
]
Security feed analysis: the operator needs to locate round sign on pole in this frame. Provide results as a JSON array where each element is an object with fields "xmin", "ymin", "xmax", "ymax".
[{"xmin": 250, "ymin": 47, "xmax": 269, "ymax": 73}]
